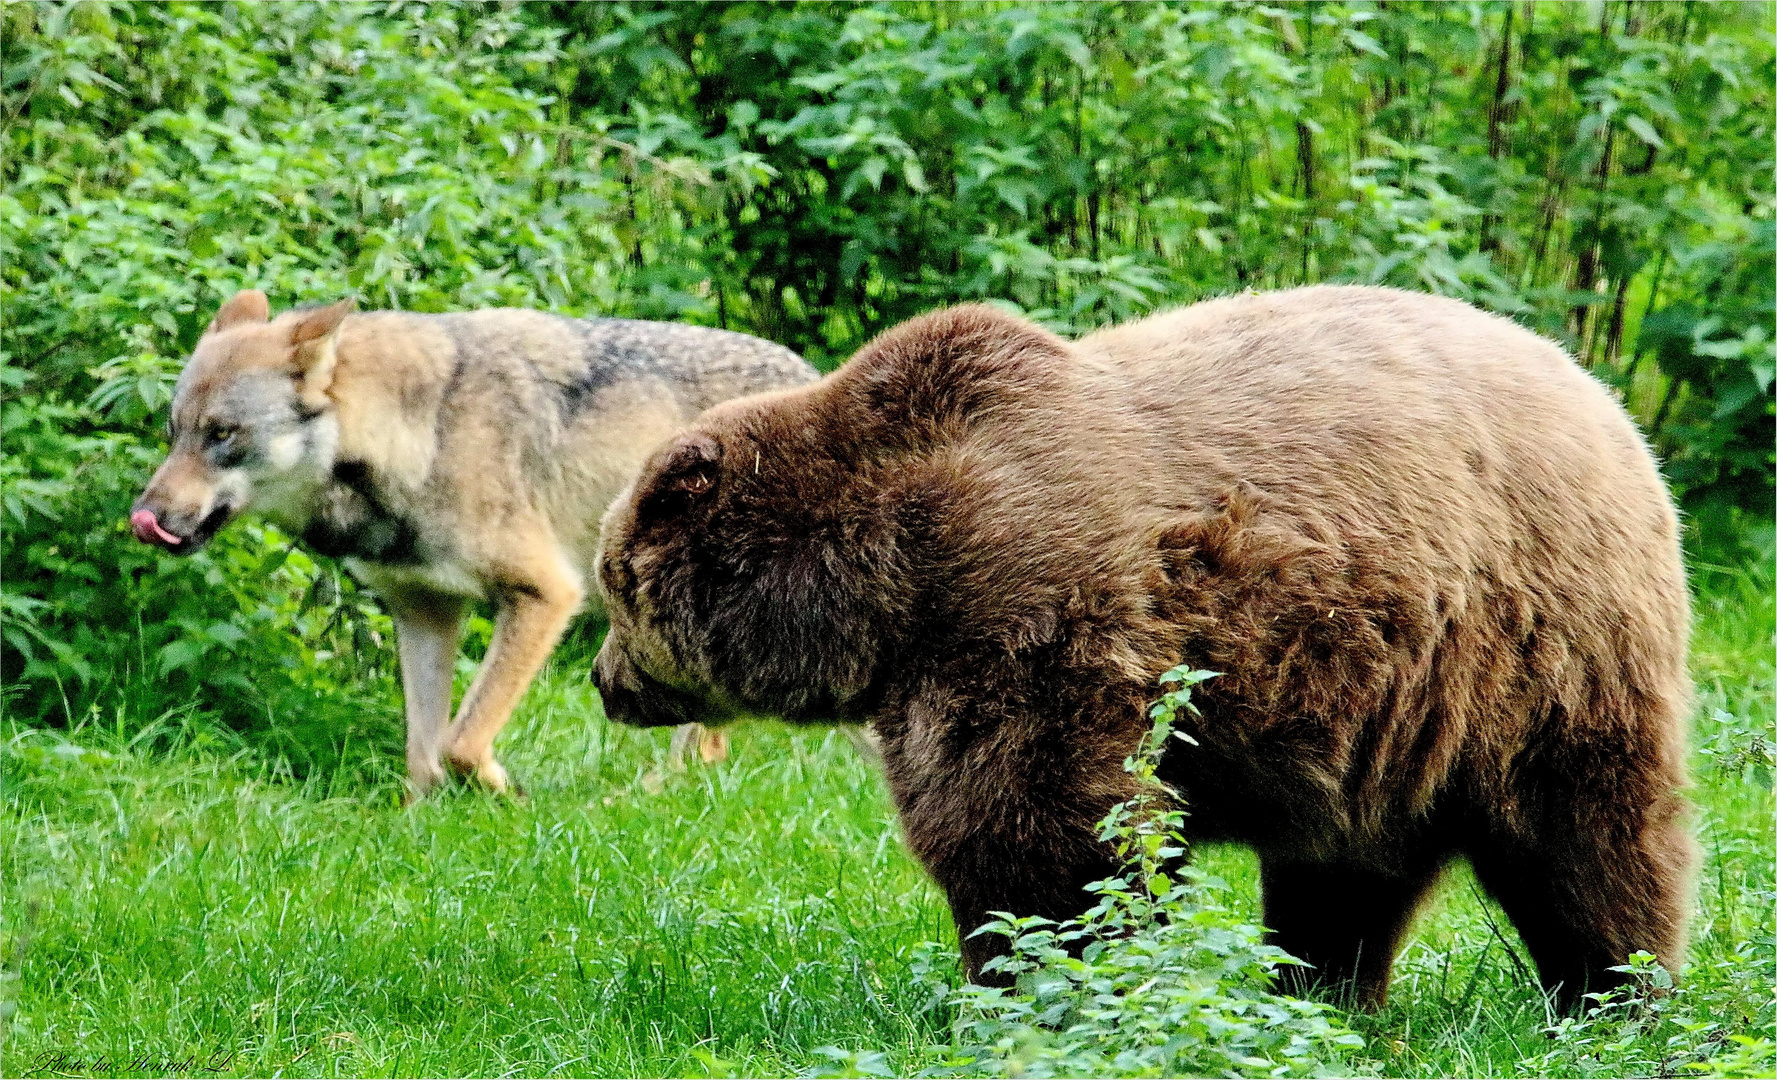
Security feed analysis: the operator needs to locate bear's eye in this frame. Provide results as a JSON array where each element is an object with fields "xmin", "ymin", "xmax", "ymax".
[{"xmin": 637, "ymin": 433, "xmax": 723, "ymax": 522}]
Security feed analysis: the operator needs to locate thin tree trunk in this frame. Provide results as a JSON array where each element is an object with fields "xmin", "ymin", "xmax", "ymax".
[
  {"xmin": 626, "ymin": 173, "xmax": 643, "ymax": 269},
  {"xmin": 1088, "ymin": 189, "xmax": 1101, "ymax": 262},
  {"xmin": 1071, "ymin": 66, "xmax": 1083, "ymax": 252},
  {"xmin": 1602, "ymin": 274, "xmax": 1631, "ymax": 366},
  {"xmin": 1480, "ymin": 3, "xmax": 1517, "ymax": 254},
  {"xmin": 1620, "ymin": 246, "xmax": 1670, "ymax": 384},
  {"xmin": 1486, "ymin": 3, "xmax": 1516, "ymax": 161},
  {"xmin": 1571, "ymin": 5, "xmax": 1632, "ymax": 341},
  {"xmin": 1295, "ymin": 3, "xmax": 1316, "ymax": 282},
  {"xmin": 1570, "ymin": 120, "xmax": 1615, "ymax": 349}
]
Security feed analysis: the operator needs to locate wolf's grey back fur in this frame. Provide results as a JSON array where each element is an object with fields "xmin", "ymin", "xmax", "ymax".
[
  {"xmin": 414, "ymin": 314, "xmax": 814, "ymax": 429},
  {"xmin": 410, "ymin": 312, "xmax": 817, "ymax": 421},
  {"xmin": 311, "ymin": 309, "xmax": 816, "ymax": 593},
  {"xmin": 566, "ymin": 318, "xmax": 819, "ymax": 413}
]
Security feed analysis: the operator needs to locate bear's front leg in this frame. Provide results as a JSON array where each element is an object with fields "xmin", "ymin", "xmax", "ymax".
[
  {"xmin": 1259, "ymin": 854, "xmax": 1448, "ymax": 1010},
  {"xmin": 936, "ymin": 838, "xmax": 1127, "ymax": 984},
  {"xmin": 882, "ymin": 709, "xmax": 1142, "ymax": 984}
]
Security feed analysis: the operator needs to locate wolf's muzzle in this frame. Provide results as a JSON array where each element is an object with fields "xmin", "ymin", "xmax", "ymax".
[{"xmin": 128, "ymin": 502, "xmax": 235, "ymax": 553}]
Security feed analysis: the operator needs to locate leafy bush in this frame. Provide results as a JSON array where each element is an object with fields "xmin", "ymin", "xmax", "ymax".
[
  {"xmin": 839, "ymin": 669, "xmax": 1365, "ymax": 1079},
  {"xmin": 2, "ymin": 1, "xmax": 742, "ymax": 736},
  {"xmin": 1516, "ymin": 951, "xmax": 1776, "ymax": 1079},
  {"xmin": 525, "ymin": 1, "xmax": 1773, "ymax": 504},
  {"xmin": 2, "ymin": 387, "xmax": 404, "ymax": 777},
  {"xmin": 4, "ymin": 1, "xmax": 1771, "ymax": 740}
]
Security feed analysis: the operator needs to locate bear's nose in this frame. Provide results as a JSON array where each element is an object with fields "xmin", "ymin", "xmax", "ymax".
[
  {"xmin": 592, "ymin": 639, "xmax": 641, "ymax": 719},
  {"xmin": 594, "ymin": 639, "xmax": 631, "ymax": 691}
]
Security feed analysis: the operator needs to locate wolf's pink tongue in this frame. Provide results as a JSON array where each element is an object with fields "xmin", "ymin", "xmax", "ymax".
[{"xmin": 130, "ymin": 509, "xmax": 183, "ymax": 546}]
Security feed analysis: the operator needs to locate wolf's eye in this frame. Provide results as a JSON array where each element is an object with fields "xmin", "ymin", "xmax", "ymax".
[{"xmin": 204, "ymin": 424, "xmax": 239, "ymax": 446}]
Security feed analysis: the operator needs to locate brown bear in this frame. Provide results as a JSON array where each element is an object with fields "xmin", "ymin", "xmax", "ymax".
[{"xmin": 591, "ymin": 285, "xmax": 1695, "ymax": 1011}]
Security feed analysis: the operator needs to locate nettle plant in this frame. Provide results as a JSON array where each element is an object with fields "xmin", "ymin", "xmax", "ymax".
[{"xmin": 882, "ymin": 668, "xmax": 1365, "ymax": 1080}]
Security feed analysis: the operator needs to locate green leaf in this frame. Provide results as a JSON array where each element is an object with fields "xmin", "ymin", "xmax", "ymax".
[
  {"xmin": 1623, "ymin": 114, "xmax": 1665, "ymax": 149},
  {"xmin": 156, "ymin": 638, "xmax": 210, "ymax": 675}
]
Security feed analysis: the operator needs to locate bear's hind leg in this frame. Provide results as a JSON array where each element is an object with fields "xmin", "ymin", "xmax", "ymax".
[
  {"xmin": 1471, "ymin": 808, "xmax": 1693, "ymax": 1012},
  {"xmin": 1260, "ymin": 856, "xmax": 1445, "ymax": 1010}
]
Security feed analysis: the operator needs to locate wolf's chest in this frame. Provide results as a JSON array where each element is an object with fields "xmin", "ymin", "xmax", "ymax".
[
  {"xmin": 347, "ymin": 557, "xmax": 486, "ymax": 601},
  {"xmin": 302, "ymin": 461, "xmax": 488, "ymax": 600},
  {"xmin": 301, "ymin": 461, "xmax": 426, "ymax": 565}
]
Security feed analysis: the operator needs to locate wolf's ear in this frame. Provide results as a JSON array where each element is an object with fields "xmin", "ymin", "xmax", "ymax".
[
  {"xmin": 206, "ymin": 289, "xmax": 270, "ymax": 334},
  {"xmin": 290, "ymin": 298, "xmax": 356, "ymax": 346},
  {"xmin": 636, "ymin": 433, "xmax": 724, "ymax": 521},
  {"xmin": 289, "ymin": 298, "xmax": 357, "ymax": 412}
]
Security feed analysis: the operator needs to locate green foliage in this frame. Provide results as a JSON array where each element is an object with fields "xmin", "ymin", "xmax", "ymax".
[
  {"xmin": 521, "ymin": 1, "xmax": 1775, "ymax": 503},
  {"xmin": 873, "ymin": 669, "xmax": 1364, "ymax": 1079},
  {"xmin": 4, "ymin": 0, "xmax": 1771, "ymax": 733},
  {"xmin": 2, "ymin": 391, "xmax": 391, "ymax": 699},
  {"xmin": 2, "ymin": 0, "xmax": 748, "ymax": 729},
  {"xmin": 1518, "ymin": 951, "xmax": 1776, "ymax": 1079}
]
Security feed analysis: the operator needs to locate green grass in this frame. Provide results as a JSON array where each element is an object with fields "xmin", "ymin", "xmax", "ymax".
[{"xmin": 4, "ymin": 560, "xmax": 1772, "ymax": 1079}]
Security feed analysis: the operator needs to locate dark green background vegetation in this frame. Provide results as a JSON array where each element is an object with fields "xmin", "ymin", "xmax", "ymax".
[
  {"xmin": 2, "ymin": 3, "xmax": 1772, "ymax": 1078},
  {"xmin": 3, "ymin": 0, "xmax": 1771, "ymax": 729}
]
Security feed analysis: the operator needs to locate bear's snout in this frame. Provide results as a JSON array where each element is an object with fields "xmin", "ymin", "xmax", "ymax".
[
  {"xmin": 592, "ymin": 639, "xmax": 650, "ymax": 726},
  {"xmin": 594, "ymin": 636, "xmax": 717, "ymax": 728}
]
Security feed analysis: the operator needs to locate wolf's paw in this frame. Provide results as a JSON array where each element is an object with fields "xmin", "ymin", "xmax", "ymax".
[
  {"xmin": 698, "ymin": 727, "xmax": 730, "ymax": 764},
  {"xmin": 403, "ymin": 761, "xmax": 450, "ymax": 805},
  {"xmin": 444, "ymin": 748, "xmax": 520, "ymax": 797}
]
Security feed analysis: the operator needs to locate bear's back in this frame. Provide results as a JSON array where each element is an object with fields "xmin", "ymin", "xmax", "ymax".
[
  {"xmin": 1079, "ymin": 286, "xmax": 1681, "ymax": 607},
  {"xmin": 1069, "ymin": 286, "xmax": 1689, "ymax": 842}
]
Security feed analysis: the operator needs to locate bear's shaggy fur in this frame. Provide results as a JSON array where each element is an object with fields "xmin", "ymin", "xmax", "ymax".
[{"xmin": 592, "ymin": 285, "xmax": 1694, "ymax": 1010}]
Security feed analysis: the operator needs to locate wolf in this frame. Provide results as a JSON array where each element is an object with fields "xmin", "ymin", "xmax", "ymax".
[{"xmin": 130, "ymin": 289, "xmax": 821, "ymax": 797}]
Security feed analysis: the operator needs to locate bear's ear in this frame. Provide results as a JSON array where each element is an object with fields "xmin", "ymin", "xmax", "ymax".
[
  {"xmin": 837, "ymin": 304, "xmax": 1072, "ymax": 443},
  {"xmin": 636, "ymin": 433, "xmax": 724, "ymax": 520},
  {"xmin": 206, "ymin": 289, "xmax": 270, "ymax": 334},
  {"xmin": 722, "ymin": 496, "xmax": 906, "ymax": 717}
]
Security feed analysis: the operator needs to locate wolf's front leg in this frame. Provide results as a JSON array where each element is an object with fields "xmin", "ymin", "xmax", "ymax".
[
  {"xmin": 387, "ymin": 590, "xmax": 466, "ymax": 801},
  {"xmin": 444, "ymin": 555, "xmax": 583, "ymax": 794},
  {"xmin": 666, "ymin": 723, "xmax": 730, "ymax": 769}
]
